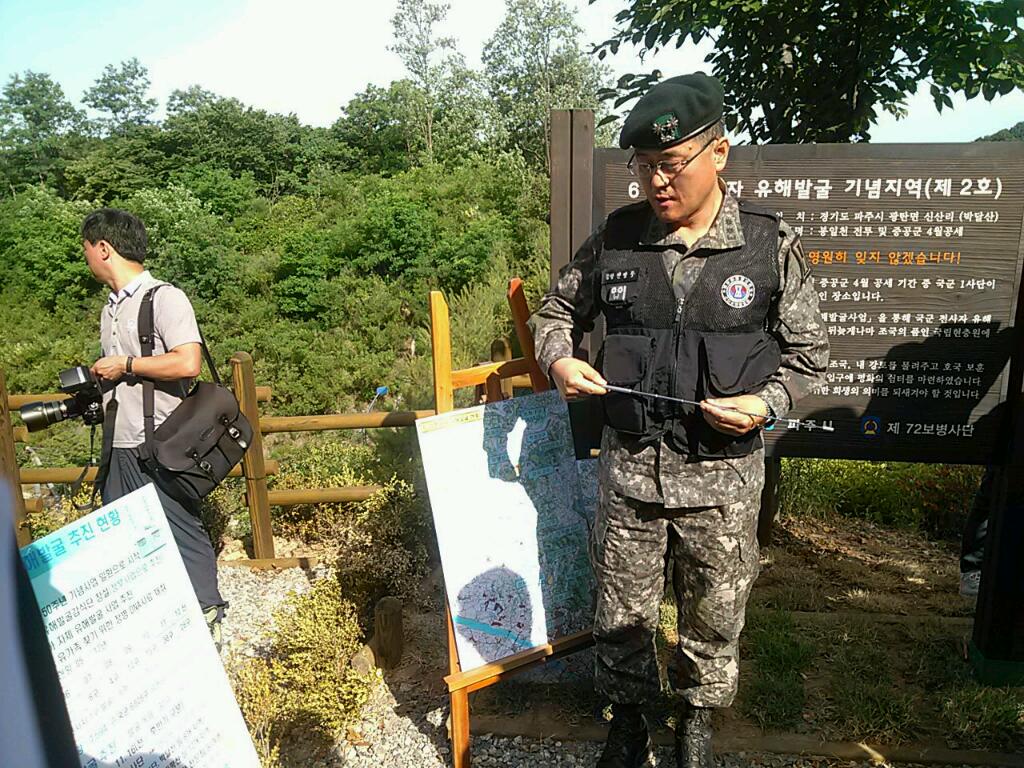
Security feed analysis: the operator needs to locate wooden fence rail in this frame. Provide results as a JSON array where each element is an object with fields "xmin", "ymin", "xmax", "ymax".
[
  {"xmin": 3, "ymin": 354, "xmax": 436, "ymax": 562},
  {"xmin": 259, "ymin": 410, "xmax": 434, "ymax": 433},
  {"xmin": 17, "ymin": 462, "xmax": 278, "ymax": 485}
]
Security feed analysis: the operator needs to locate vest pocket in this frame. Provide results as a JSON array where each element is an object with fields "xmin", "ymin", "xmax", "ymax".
[
  {"xmin": 599, "ymin": 333, "xmax": 654, "ymax": 436},
  {"xmin": 702, "ymin": 332, "xmax": 781, "ymax": 397}
]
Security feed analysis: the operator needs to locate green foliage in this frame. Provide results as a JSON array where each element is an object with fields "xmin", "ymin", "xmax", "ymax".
[
  {"xmin": 780, "ymin": 458, "xmax": 982, "ymax": 536},
  {"xmin": 63, "ymin": 133, "xmax": 162, "ymax": 203},
  {"xmin": 0, "ymin": 71, "xmax": 83, "ymax": 192},
  {"xmin": 597, "ymin": 0, "xmax": 1024, "ymax": 143},
  {"xmin": 267, "ymin": 579, "xmax": 372, "ymax": 738},
  {"xmin": 977, "ymin": 119, "xmax": 1024, "ymax": 142},
  {"xmin": 123, "ymin": 184, "xmax": 233, "ymax": 300},
  {"xmin": 333, "ymin": 81, "xmax": 424, "ymax": 175},
  {"xmin": 82, "ymin": 58, "xmax": 158, "ymax": 136},
  {"xmin": 350, "ymin": 192, "xmax": 438, "ymax": 280},
  {"xmin": 0, "ymin": 186, "xmax": 95, "ymax": 306},
  {"xmin": 483, "ymin": 0, "xmax": 611, "ymax": 168},
  {"xmin": 169, "ymin": 164, "xmax": 259, "ymax": 218}
]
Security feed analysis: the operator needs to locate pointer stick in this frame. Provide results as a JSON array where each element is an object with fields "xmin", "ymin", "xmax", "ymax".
[{"xmin": 601, "ymin": 384, "xmax": 835, "ymax": 432}]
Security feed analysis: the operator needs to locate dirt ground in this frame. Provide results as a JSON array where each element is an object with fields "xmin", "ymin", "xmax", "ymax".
[
  {"xmin": 382, "ymin": 512, "xmax": 1023, "ymax": 757},
  {"xmin": 751, "ymin": 513, "xmax": 971, "ymax": 618}
]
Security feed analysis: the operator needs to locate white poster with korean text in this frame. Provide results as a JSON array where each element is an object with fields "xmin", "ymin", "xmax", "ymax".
[{"xmin": 20, "ymin": 484, "xmax": 259, "ymax": 768}]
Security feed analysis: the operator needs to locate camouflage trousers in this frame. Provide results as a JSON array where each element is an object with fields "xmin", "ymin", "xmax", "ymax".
[{"xmin": 590, "ymin": 484, "xmax": 761, "ymax": 708}]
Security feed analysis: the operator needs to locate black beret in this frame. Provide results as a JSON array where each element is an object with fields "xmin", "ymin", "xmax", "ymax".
[{"xmin": 619, "ymin": 73, "xmax": 724, "ymax": 150}]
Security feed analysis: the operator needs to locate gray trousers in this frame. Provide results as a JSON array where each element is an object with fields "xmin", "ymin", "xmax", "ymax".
[
  {"xmin": 591, "ymin": 485, "xmax": 761, "ymax": 708},
  {"xmin": 102, "ymin": 447, "xmax": 225, "ymax": 613}
]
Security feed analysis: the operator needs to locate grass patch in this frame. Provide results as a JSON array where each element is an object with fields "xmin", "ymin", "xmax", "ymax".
[
  {"xmin": 941, "ymin": 686, "xmax": 1024, "ymax": 752},
  {"xmin": 816, "ymin": 621, "xmax": 921, "ymax": 743},
  {"xmin": 735, "ymin": 610, "xmax": 1023, "ymax": 751},
  {"xmin": 739, "ymin": 610, "xmax": 816, "ymax": 730}
]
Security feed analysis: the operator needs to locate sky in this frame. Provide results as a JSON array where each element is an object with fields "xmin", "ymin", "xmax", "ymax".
[{"xmin": 1, "ymin": 0, "xmax": 1021, "ymax": 143}]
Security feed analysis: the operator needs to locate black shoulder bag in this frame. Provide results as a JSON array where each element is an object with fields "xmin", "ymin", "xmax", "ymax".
[{"xmin": 137, "ymin": 285, "xmax": 253, "ymax": 503}]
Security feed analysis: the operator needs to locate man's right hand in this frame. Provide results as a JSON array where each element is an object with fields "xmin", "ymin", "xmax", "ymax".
[{"xmin": 549, "ymin": 357, "xmax": 608, "ymax": 400}]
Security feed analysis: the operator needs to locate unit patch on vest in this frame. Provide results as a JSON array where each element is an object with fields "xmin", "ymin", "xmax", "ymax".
[
  {"xmin": 602, "ymin": 269, "xmax": 639, "ymax": 283},
  {"xmin": 720, "ymin": 274, "xmax": 756, "ymax": 308}
]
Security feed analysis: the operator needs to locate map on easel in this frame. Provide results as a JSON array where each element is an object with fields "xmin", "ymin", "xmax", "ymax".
[{"xmin": 417, "ymin": 389, "xmax": 597, "ymax": 673}]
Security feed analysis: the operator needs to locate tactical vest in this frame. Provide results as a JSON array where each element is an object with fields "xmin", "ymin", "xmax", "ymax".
[{"xmin": 595, "ymin": 200, "xmax": 782, "ymax": 459}]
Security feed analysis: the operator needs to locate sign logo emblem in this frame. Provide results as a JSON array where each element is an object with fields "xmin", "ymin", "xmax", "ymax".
[
  {"xmin": 861, "ymin": 416, "xmax": 881, "ymax": 437},
  {"xmin": 721, "ymin": 275, "xmax": 756, "ymax": 308}
]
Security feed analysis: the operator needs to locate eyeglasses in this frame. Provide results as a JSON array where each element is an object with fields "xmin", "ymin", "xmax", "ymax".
[{"xmin": 627, "ymin": 135, "xmax": 718, "ymax": 180}]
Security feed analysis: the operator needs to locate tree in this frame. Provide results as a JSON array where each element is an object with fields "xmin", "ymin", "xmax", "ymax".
[
  {"xmin": 161, "ymin": 97, "xmax": 310, "ymax": 196},
  {"xmin": 333, "ymin": 82, "xmax": 425, "ymax": 174},
  {"xmin": 484, "ymin": 0, "xmax": 610, "ymax": 168},
  {"xmin": 595, "ymin": 0, "xmax": 1024, "ymax": 143},
  {"xmin": 0, "ymin": 71, "xmax": 83, "ymax": 192},
  {"xmin": 166, "ymin": 85, "xmax": 219, "ymax": 117},
  {"xmin": 977, "ymin": 120, "xmax": 1024, "ymax": 141},
  {"xmin": 82, "ymin": 57, "xmax": 158, "ymax": 136},
  {"xmin": 389, "ymin": 0, "xmax": 462, "ymax": 163}
]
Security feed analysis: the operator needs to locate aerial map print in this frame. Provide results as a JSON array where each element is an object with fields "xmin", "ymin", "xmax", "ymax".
[{"xmin": 416, "ymin": 390, "xmax": 597, "ymax": 673}]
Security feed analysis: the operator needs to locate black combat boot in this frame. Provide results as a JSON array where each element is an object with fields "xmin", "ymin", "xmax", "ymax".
[
  {"xmin": 597, "ymin": 703, "xmax": 654, "ymax": 768},
  {"xmin": 674, "ymin": 704, "xmax": 713, "ymax": 768}
]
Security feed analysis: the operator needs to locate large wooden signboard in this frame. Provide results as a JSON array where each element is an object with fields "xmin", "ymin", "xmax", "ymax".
[{"xmin": 594, "ymin": 143, "xmax": 1024, "ymax": 464}]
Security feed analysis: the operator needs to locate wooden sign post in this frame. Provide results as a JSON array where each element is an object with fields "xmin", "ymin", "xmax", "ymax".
[{"xmin": 1, "ymin": 369, "xmax": 29, "ymax": 546}]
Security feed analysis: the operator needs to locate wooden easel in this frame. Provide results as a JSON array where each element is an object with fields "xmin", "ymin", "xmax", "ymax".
[{"xmin": 426, "ymin": 278, "xmax": 595, "ymax": 768}]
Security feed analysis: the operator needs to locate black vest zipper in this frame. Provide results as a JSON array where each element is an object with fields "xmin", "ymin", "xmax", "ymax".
[{"xmin": 668, "ymin": 296, "xmax": 685, "ymax": 432}]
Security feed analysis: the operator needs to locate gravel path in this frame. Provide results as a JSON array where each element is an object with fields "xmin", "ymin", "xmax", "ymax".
[
  {"xmin": 214, "ymin": 564, "xmax": 982, "ymax": 768},
  {"xmin": 217, "ymin": 561, "xmax": 324, "ymax": 658}
]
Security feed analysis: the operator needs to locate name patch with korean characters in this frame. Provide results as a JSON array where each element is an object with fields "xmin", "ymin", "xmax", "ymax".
[{"xmin": 603, "ymin": 269, "xmax": 639, "ymax": 304}]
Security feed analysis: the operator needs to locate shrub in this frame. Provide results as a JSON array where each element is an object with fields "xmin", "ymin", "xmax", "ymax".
[
  {"xmin": 24, "ymin": 483, "xmax": 94, "ymax": 540},
  {"xmin": 334, "ymin": 477, "xmax": 431, "ymax": 627},
  {"xmin": 229, "ymin": 657, "xmax": 281, "ymax": 768},
  {"xmin": 269, "ymin": 440, "xmax": 381, "ymax": 542},
  {"xmin": 268, "ymin": 579, "xmax": 372, "ymax": 737},
  {"xmin": 199, "ymin": 480, "xmax": 244, "ymax": 555},
  {"xmin": 780, "ymin": 458, "xmax": 982, "ymax": 538}
]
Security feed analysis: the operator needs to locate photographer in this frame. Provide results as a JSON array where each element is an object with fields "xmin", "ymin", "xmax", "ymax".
[{"xmin": 82, "ymin": 208, "xmax": 226, "ymax": 641}]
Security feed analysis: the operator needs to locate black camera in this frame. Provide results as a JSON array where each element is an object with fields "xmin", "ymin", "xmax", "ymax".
[{"xmin": 20, "ymin": 366, "xmax": 105, "ymax": 432}]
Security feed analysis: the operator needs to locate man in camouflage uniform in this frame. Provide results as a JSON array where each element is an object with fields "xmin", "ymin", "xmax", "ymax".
[{"xmin": 530, "ymin": 73, "xmax": 829, "ymax": 768}]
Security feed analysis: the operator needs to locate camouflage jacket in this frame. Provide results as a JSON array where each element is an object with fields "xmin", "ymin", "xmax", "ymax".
[{"xmin": 530, "ymin": 186, "xmax": 830, "ymax": 507}]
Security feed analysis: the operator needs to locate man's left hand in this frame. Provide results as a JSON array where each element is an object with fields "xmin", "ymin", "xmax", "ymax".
[
  {"xmin": 91, "ymin": 356, "xmax": 128, "ymax": 382},
  {"xmin": 700, "ymin": 394, "xmax": 768, "ymax": 436}
]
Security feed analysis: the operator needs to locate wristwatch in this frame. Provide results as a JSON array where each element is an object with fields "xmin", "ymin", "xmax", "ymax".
[{"xmin": 126, "ymin": 355, "xmax": 134, "ymax": 374}]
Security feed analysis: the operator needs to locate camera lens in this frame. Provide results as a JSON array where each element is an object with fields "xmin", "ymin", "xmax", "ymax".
[{"xmin": 19, "ymin": 401, "xmax": 68, "ymax": 432}]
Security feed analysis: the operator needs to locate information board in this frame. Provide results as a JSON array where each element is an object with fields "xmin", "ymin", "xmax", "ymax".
[
  {"xmin": 416, "ymin": 390, "xmax": 596, "ymax": 674},
  {"xmin": 594, "ymin": 143, "xmax": 1024, "ymax": 463},
  {"xmin": 20, "ymin": 484, "xmax": 260, "ymax": 768}
]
